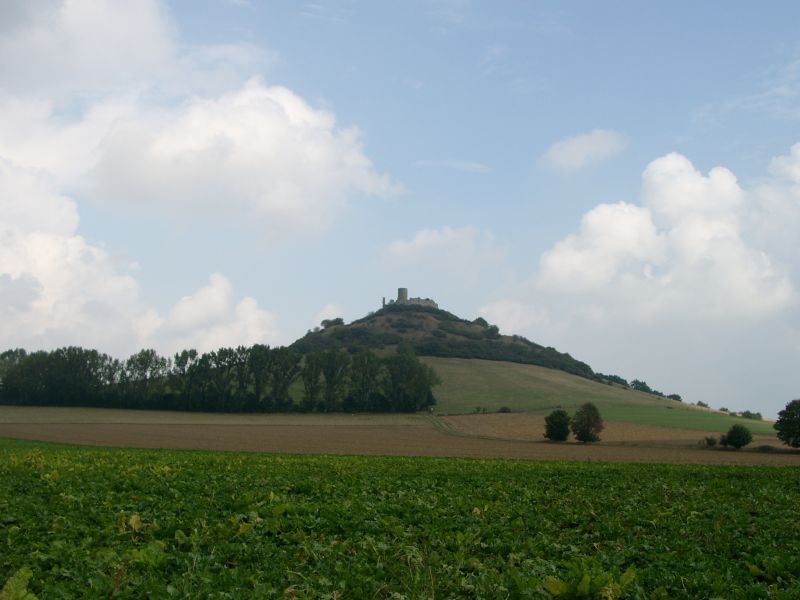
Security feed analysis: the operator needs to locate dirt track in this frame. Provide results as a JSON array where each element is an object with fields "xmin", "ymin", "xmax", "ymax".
[{"xmin": 0, "ymin": 408, "xmax": 797, "ymax": 465}]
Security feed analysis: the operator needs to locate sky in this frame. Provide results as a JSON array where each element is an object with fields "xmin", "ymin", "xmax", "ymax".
[{"xmin": 1, "ymin": 0, "xmax": 799, "ymax": 417}]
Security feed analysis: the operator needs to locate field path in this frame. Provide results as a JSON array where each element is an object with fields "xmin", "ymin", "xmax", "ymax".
[{"xmin": 0, "ymin": 406, "xmax": 797, "ymax": 465}]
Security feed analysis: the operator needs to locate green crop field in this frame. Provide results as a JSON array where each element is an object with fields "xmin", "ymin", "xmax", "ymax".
[
  {"xmin": 424, "ymin": 357, "xmax": 777, "ymax": 434},
  {"xmin": 1, "ymin": 438, "xmax": 798, "ymax": 598}
]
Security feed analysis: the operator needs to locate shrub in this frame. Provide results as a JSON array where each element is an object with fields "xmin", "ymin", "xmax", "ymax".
[
  {"xmin": 544, "ymin": 409, "xmax": 571, "ymax": 441},
  {"xmin": 703, "ymin": 436, "xmax": 717, "ymax": 448},
  {"xmin": 741, "ymin": 410, "xmax": 762, "ymax": 420},
  {"xmin": 696, "ymin": 401, "xmax": 709, "ymax": 408},
  {"xmin": 498, "ymin": 406, "xmax": 511, "ymax": 413},
  {"xmin": 570, "ymin": 403, "xmax": 604, "ymax": 443},
  {"xmin": 720, "ymin": 424, "xmax": 752, "ymax": 450},
  {"xmin": 774, "ymin": 399, "xmax": 800, "ymax": 448}
]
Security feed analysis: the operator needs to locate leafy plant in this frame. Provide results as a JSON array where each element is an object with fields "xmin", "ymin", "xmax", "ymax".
[
  {"xmin": 543, "ymin": 559, "xmax": 637, "ymax": 599},
  {"xmin": 0, "ymin": 567, "xmax": 37, "ymax": 600}
]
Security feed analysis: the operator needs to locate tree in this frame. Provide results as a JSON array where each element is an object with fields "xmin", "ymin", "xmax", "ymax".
[
  {"xmin": 300, "ymin": 352, "xmax": 324, "ymax": 412},
  {"xmin": 720, "ymin": 424, "xmax": 752, "ymax": 450},
  {"xmin": 544, "ymin": 409, "xmax": 571, "ymax": 442},
  {"xmin": 346, "ymin": 351, "xmax": 384, "ymax": 411},
  {"xmin": 630, "ymin": 379, "xmax": 652, "ymax": 393},
  {"xmin": 269, "ymin": 348, "xmax": 301, "ymax": 411},
  {"xmin": 382, "ymin": 347, "xmax": 440, "ymax": 412},
  {"xmin": 246, "ymin": 345, "xmax": 272, "ymax": 411},
  {"xmin": 571, "ymin": 403, "xmax": 604, "ymax": 442},
  {"xmin": 319, "ymin": 349, "xmax": 351, "ymax": 412},
  {"xmin": 774, "ymin": 399, "xmax": 800, "ymax": 448}
]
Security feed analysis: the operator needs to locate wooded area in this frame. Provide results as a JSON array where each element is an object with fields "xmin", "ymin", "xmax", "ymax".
[{"xmin": 0, "ymin": 345, "xmax": 439, "ymax": 413}]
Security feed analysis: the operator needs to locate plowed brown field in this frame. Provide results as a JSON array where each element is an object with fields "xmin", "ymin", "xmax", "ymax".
[{"xmin": 0, "ymin": 406, "xmax": 796, "ymax": 465}]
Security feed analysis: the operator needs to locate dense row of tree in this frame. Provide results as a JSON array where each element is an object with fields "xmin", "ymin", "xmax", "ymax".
[
  {"xmin": 595, "ymin": 372, "xmax": 683, "ymax": 402},
  {"xmin": 0, "ymin": 345, "xmax": 439, "ymax": 413}
]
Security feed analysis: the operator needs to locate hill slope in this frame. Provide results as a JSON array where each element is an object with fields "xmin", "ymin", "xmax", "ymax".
[
  {"xmin": 291, "ymin": 303, "xmax": 773, "ymax": 434},
  {"xmin": 425, "ymin": 357, "xmax": 775, "ymax": 434},
  {"xmin": 292, "ymin": 303, "xmax": 593, "ymax": 378}
]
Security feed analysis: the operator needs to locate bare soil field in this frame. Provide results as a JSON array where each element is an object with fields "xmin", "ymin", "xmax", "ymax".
[
  {"xmin": 440, "ymin": 413, "xmax": 784, "ymax": 447},
  {"xmin": 1, "ymin": 406, "xmax": 797, "ymax": 465}
]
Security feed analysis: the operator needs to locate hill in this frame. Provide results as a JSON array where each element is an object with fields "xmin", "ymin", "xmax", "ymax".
[
  {"xmin": 425, "ymin": 357, "xmax": 775, "ymax": 434},
  {"xmin": 291, "ymin": 303, "xmax": 593, "ymax": 378}
]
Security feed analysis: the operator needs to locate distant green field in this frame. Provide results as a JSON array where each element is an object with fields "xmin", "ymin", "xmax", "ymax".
[
  {"xmin": 424, "ymin": 357, "xmax": 776, "ymax": 434},
  {"xmin": 1, "ymin": 439, "xmax": 798, "ymax": 598}
]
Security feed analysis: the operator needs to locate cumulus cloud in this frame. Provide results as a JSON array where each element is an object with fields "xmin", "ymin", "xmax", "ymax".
[
  {"xmin": 0, "ymin": 0, "xmax": 174, "ymax": 98},
  {"xmin": 0, "ymin": 160, "xmax": 279, "ymax": 355},
  {"xmin": 139, "ymin": 274, "xmax": 281, "ymax": 354},
  {"xmin": 482, "ymin": 149, "xmax": 799, "ymax": 414},
  {"xmin": 769, "ymin": 142, "xmax": 800, "ymax": 183},
  {"xmin": 0, "ymin": 0, "xmax": 393, "ymax": 355},
  {"xmin": 0, "ymin": 160, "xmax": 142, "ymax": 352},
  {"xmin": 542, "ymin": 129, "xmax": 626, "ymax": 171},
  {"xmin": 0, "ymin": 2, "xmax": 389, "ymax": 237},
  {"xmin": 537, "ymin": 153, "xmax": 794, "ymax": 318},
  {"xmin": 86, "ymin": 78, "xmax": 397, "ymax": 234}
]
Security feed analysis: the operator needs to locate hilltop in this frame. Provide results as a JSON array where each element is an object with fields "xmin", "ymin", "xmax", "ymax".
[
  {"xmin": 291, "ymin": 302, "xmax": 594, "ymax": 379},
  {"xmin": 290, "ymin": 291, "xmax": 775, "ymax": 433}
]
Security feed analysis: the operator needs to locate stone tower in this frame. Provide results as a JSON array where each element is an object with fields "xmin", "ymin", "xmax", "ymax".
[{"xmin": 397, "ymin": 287, "xmax": 408, "ymax": 302}]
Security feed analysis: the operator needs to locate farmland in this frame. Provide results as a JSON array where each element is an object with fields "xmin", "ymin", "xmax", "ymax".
[
  {"xmin": 0, "ymin": 406, "xmax": 796, "ymax": 466},
  {"xmin": 425, "ymin": 357, "xmax": 777, "ymax": 435},
  {"xmin": 1, "ymin": 438, "xmax": 799, "ymax": 598}
]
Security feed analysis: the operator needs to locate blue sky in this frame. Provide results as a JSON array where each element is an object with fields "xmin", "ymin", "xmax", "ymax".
[{"xmin": 1, "ymin": 1, "xmax": 799, "ymax": 416}]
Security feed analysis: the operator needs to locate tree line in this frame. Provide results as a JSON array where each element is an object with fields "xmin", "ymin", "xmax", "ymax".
[{"xmin": 0, "ymin": 345, "xmax": 439, "ymax": 413}]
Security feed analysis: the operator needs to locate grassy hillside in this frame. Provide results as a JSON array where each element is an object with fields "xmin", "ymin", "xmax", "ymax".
[{"xmin": 425, "ymin": 357, "xmax": 776, "ymax": 434}]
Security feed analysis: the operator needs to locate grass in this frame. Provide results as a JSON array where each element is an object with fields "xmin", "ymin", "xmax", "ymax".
[
  {"xmin": 424, "ymin": 357, "xmax": 776, "ymax": 434},
  {"xmin": 1, "ymin": 439, "xmax": 798, "ymax": 598}
]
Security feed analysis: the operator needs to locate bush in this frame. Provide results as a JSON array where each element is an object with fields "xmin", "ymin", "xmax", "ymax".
[
  {"xmin": 570, "ymin": 403, "xmax": 604, "ymax": 443},
  {"xmin": 498, "ymin": 406, "xmax": 511, "ymax": 413},
  {"xmin": 741, "ymin": 410, "xmax": 762, "ymax": 420},
  {"xmin": 544, "ymin": 409, "xmax": 571, "ymax": 441},
  {"xmin": 720, "ymin": 424, "xmax": 752, "ymax": 450},
  {"xmin": 774, "ymin": 399, "xmax": 800, "ymax": 448},
  {"xmin": 703, "ymin": 436, "xmax": 717, "ymax": 448}
]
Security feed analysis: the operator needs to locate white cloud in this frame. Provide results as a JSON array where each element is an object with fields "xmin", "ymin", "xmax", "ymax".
[
  {"xmin": 0, "ymin": 2, "xmax": 390, "ymax": 238},
  {"xmin": 0, "ymin": 0, "xmax": 394, "ymax": 357},
  {"xmin": 482, "ymin": 148, "xmax": 800, "ymax": 414},
  {"xmin": 140, "ymin": 274, "xmax": 281, "ymax": 354},
  {"xmin": 0, "ymin": 160, "xmax": 278, "ymax": 356},
  {"xmin": 0, "ymin": 0, "xmax": 174, "ymax": 98},
  {"xmin": 769, "ymin": 142, "xmax": 800, "ymax": 183},
  {"xmin": 0, "ymin": 160, "xmax": 142, "ymax": 352},
  {"xmin": 85, "ymin": 78, "xmax": 397, "ymax": 235},
  {"xmin": 536, "ymin": 153, "xmax": 794, "ymax": 318},
  {"xmin": 542, "ymin": 129, "xmax": 626, "ymax": 171}
]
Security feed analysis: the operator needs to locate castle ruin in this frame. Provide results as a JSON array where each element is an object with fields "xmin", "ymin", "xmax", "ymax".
[{"xmin": 382, "ymin": 287, "xmax": 438, "ymax": 309}]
